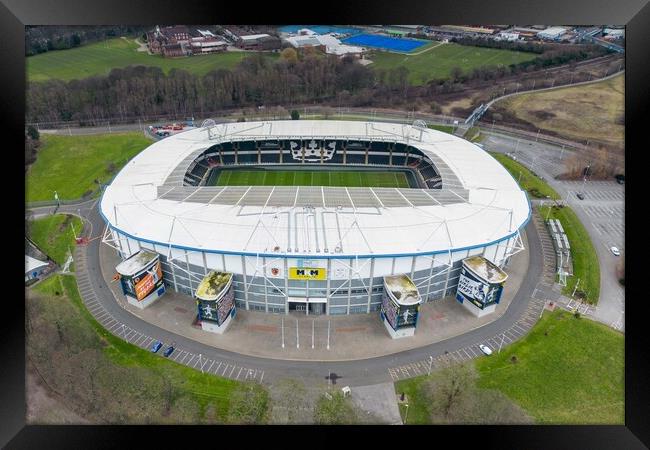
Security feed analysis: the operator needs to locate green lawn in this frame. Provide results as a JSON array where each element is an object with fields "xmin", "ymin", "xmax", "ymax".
[
  {"xmin": 26, "ymin": 132, "xmax": 151, "ymax": 202},
  {"xmin": 489, "ymin": 152, "xmax": 560, "ymax": 200},
  {"xmin": 211, "ymin": 169, "xmax": 412, "ymax": 188},
  {"xmin": 27, "ymin": 214, "xmax": 82, "ymax": 266},
  {"xmin": 395, "ymin": 310, "xmax": 623, "ymax": 424},
  {"xmin": 476, "ymin": 310, "xmax": 623, "ymax": 424},
  {"xmin": 27, "ymin": 37, "xmax": 279, "ymax": 82},
  {"xmin": 538, "ymin": 205, "xmax": 600, "ymax": 303},
  {"xmin": 29, "ymin": 274, "xmax": 264, "ymax": 423},
  {"xmin": 369, "ymin": 42, "xmax": 538, "ymax": 86}
]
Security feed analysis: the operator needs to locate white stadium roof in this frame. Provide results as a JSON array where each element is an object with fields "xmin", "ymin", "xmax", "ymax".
[{"xmin": 100, "ymin": 120, "xmax": 530, "ymax": 258}]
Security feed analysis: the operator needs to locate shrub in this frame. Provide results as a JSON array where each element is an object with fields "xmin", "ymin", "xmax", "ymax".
[{"xmin": 291, "ymin": 110, "xmax": 300, "ymax": 120}]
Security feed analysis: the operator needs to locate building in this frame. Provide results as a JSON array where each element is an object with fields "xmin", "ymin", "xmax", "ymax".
[
  {"xmin": 100, "ymin": 120, "xmax": 530, "ymax": 317},
  {"xmin": 537, "ymin": 26, "xmax": 569, "ymax": 41},
  {"xmin": 25, "ymin": 255, "xmax": 49, "ymax": 282},
  {"xmin": 496, "ymin": 31, "xmax": 520, "ymax": 42},
  {"xmin": 148, "ymin": 25, "xmax": 226, "ymax": 57},
  {"xmin": 284, "ymin": 33, "xmax": 365, "ymax": 58},
  {"xmin": 236, "ymin": 34, "xmax": 282, "ymax": 51}
]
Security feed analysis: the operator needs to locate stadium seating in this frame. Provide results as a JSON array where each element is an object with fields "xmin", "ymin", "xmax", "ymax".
[{"xmin": 185, "ymin": 139, "xmax": 443, "ymax": 189}]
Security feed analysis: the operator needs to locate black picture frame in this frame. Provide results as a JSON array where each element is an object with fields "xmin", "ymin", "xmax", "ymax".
[{"xmin": 5, "ymin": 0, "xmax": 648, "ymax": 447}]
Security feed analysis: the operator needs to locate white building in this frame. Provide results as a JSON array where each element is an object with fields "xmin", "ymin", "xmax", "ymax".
[
  {"xmin": 537, "ymin": 26, "xmax": 568, "ymax": 41},
  {"xmin": 284, "ymin": 33, "xmax": 365, "ymax": 58},
  {"xmin": 100, "ymin": 120, "xmax": 529, "ymax": 316}
]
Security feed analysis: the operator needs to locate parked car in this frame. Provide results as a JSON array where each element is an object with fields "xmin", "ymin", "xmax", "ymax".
[
  {"xmin": 614, "ymin": 174, "xmax": 625, "ymax": 184},
  {"xmin": 576, "ymin": 192, "xmax": 585, "ymax": 200},
  {"xmin": 163, "ymin": 343, "xmax": 176, "ymax": 357},
  {"xmin": 610, "ymin": 246, "xmax": 620, "ymax": 256},
  {"xmin": 150, "ymin": 340, "xmax": 163, "ymax": 353},
  {"xmin": 479, "ymin": 344, "xmax": 493, "ymax": 356}
]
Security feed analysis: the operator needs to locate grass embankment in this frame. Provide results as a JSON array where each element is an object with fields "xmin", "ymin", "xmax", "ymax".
[
  {"xmin": 26, "ymin": 132, "xmax": 151, "ymax": 202},
  {"xmin": 538, "ymin": 204, "xmax": 600, "ymax": 303},
  {"xmin": 395, "ymin": 310, "xmax": 623, "ymax": 424},
  {"xmin": 27, "ymin": 214, "xmax": 82, "ymax": 266},
  {"xmin": 27, "ymin": 37, "xmax": 279, "ymax": 82},
  {"xmin": 28, "ymin": 274, "xmax": 268, "ymax": 423},
  {"xmin": 369, "ymin": 42, "xmax": 538, "ymax": 86},
  {"xmin": 495, "ymin": 73, "xmax": 624, "ymax": 149},
  {"xmin": 489, "ymin": 151, "xmax": 560, "ymax": 200}
]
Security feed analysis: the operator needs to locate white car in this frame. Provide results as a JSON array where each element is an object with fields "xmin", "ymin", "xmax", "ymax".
[
  {"xmin": 478, "ymin": 344, "xmax": 493, "ymax": 356},
  {"xmin": 610, "ymin": 246, "xmax": 620, "ymax": 256}
]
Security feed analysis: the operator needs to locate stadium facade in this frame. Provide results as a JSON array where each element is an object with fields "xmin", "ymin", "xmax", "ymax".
[{"xmin": 100, "ymin": 120, "xmax": 530, "ymax": 316}]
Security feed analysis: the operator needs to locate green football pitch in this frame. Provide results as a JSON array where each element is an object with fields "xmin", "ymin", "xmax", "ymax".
[{"xmin": 210, "ymin": 169, "xmax": 412, "ymax": 188}]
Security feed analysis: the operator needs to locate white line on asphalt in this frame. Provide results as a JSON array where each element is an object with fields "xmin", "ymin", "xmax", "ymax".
[
  {"xmin": 221, "ymin": 364, "xmax": 230, "ymax": 376},
  {"xmin": 236, "ymin": 367, "xmax": 243, "ymax": 379},
  {"xmin": 259, "ymin": 371, "xmax": 264, "ymax": 383},
  {"xmin": 229, "ymin": 365, "xmax": 236, "ymax": 378},
  {"xmin": 171, "ymin": 350, "xmax": 183, "ymax": 361},
  {"xmin": 214, "ymin": 361, "xmax": 222, "ymax": 374},
  {"xmin": 180, "ymin": 352, "xmax": 190, "ymax": 364},
  {"xmin": 207, "ymin": 360, "xmax": 215, "ymax": 373}
]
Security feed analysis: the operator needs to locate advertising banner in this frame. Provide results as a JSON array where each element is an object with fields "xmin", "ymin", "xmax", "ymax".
[
  {"xmin": 456, "ymin": 266, "xmax": 503, "ymax": 309},
  {"xmin": 288, "ymin": 267, "xmax": 327, "ymax": 280},
  {"xmin": 381, "ymin": 290, "xmax": 420, "ymax": 330},
  {"xmin": 133, "ymin": 260, "xmax": 163, "ymax": 301},
  {"xmin": 198, "ymin": 283, "xmax": 235, "ymax": 326}
]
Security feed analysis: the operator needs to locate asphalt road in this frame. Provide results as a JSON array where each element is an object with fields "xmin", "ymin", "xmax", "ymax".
[{"xmin": 483, "ymin": 131, "xmax": 625, "ymax": 331}]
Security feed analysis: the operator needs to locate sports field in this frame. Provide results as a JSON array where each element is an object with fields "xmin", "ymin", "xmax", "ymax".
[
  {"xmin": 369, "ymin": 42, "xmax": 538, "ymax": 86},
  {"xmin": 211, "ymin": 169, "xmax": 412, "ymax": 188},
  {"xmin": 27, "ymin": 37, "xmax": 279, "ymax": 82},
  {"xmin": 342, "ymin": 34, "xmax": 429, "ymax": 52}
]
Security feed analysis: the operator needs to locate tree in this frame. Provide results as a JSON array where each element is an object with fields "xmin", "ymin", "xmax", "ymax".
[
  {"xmin": 313, "ymin": 391, "xmax": 361, "ymax": 424},
  {"xmin": 227, "ymin": 382, "xmax": 269, "ymax": 424},
  {"xmin": 291, "ymin": 109, "xmax": 300, "ymax": 120},
  {"xmin": 280, "ymin": 47, "xmax": 298, "ymax": 64},
  {"xmin": 269, "ymin": 378, "xmax": 312, "ymax": 424},
  {"xmin": 26, "ymin": 125, "xmax": 40, "ymax": 141},
  {"xmin": 430, "ymin": 101, "xmax": 442, "ymax": 114},
  {"xmin": 420, "ymin": 363, "xmax": 531, "ymax": 424}
]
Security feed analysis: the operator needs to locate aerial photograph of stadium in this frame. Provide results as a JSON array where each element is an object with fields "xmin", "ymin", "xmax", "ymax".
[{"xmin": 23, "ymin": 22, "xmax": 625, "ymax": 427}]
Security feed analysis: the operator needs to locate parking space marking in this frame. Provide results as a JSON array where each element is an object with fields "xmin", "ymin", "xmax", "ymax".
[
  {"xmin": 221, "ymin": 364, "xmax": 230, "ymax": 376},
  {"xmin": 236, "ymin": 367, "xmax": 243, "ymax": 380},
  {"xmin": 229, "ymin": 365, "xmax": 236, "ymax": 378}
]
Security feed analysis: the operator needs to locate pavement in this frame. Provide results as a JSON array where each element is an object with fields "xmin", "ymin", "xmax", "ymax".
[
  {"xmin": 483, "ymin": 131, "xmax": 625, "ymax": 331},
  {"xmin": 349, "ymin": 382, "xmax": 403, "ymax": 425}
]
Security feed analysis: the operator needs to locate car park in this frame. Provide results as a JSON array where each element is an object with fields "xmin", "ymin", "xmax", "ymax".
[
  {"xmin": 479, "ymin": 344, "xmax": 493, "ymax": 356},
  {"xmin": 150, "ymin": 340, "xmax": 163, "ymax": 353},
  {"xmin": 610, "ymin": 246, "xmax": 620, "ymax": 256}
]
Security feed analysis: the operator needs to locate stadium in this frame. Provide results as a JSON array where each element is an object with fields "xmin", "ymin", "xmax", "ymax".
[{"xmin": 100, "ymin": 119, "xmax": 530, "ymax": 319}]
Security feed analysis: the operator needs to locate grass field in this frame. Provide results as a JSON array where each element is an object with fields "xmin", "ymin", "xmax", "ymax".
[
  {"xmin": 395, "ymin": 310, "xmax": 623, "ymax": 424},
  {"xmin": 489, "ymin": 152, "xmax": 560, "ymax": 200},
  {"xmin": 27, "ymin": 274, "xmax": 262, "ymax": 423},
  {"xmin": 496, "ymin": 73, "xmax": 624, "ymax": 148},
  {"xmin": 26, "ymin": 132, "xmax": 151, "ymax": 202},
  {"xmin": 27, "ymin": 214, "xmax": 82, "ymax": 266},
  {"xmin": 369, "ymin": 42, "xmax": 538, "ymax": 86},
  {"xmin": 27, "ymin": 37, "xmax": 279, "ymax": 82},
  {"xmin": 211, "ymin": 169, "xmax": 412, "ymax": 188},
  {"xmin": 538, "ymin": 204, "xmax": 600, "ymax": 303},
  {"xmin": 475, "ymin": 310, "xmax": 623, "ymax": 424}
]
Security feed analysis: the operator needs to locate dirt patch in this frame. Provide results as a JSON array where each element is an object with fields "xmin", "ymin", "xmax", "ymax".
[
  {"xmin": 335, "ymin": 326, "xmax": 367, "ymax": 333},
  {"xmin": 26, "ymin": 360, "xmax": 90, "ymax": 424}
]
